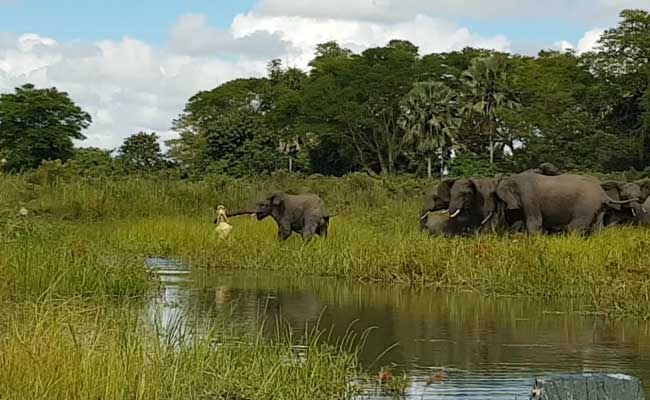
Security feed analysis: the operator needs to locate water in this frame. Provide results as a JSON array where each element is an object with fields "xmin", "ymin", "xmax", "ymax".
[{"xmin": 146, "ymin": 258, "xmax": 650, "ymax": 399}]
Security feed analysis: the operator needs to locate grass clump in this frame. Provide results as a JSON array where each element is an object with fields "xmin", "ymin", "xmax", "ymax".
[
  {"xmin": 81, "ymin": 214, "xmax": 650, "ymax": 319},
  {"xmin": 0, "ymin": 301, "xmax": 363, "ymax": 400}
]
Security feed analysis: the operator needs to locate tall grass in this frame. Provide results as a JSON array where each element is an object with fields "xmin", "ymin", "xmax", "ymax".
[
  {"xmin": 0, "ymin": 217, "xmax": 154, "ymax": 302},
  {"xmin": 4, "ymin": 172, "xmax": 650, "ymax": 319},
  {"xmin": 25, "ymin": 208, "xmax": 649, "ymax": 318},
  {"xmin": 0, "ymin": 301, "xmax": 363, "ymax": 400}
]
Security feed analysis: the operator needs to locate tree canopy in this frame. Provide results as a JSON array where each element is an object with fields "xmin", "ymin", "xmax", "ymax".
[
  {"xmin": 0, "ymin": 84, "xmax": 91, "ymax": 171},
  {"xmin": 2, "ymin": 8, "xmax": 650, "ymax": 178}
]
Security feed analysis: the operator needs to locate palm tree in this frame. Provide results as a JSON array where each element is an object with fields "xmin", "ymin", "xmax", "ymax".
[
  {"xmin": 399, "ymin": 81, "xmax": 461, "ymax": 178},
  {"xmin": 462, "ymin": 55, "xmax": 520, "ymax": 164}
]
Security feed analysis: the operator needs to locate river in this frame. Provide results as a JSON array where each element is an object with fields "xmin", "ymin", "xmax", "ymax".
[{"xmin": 146, "ymin": 257, "xmax": 650, "ymax": 399}]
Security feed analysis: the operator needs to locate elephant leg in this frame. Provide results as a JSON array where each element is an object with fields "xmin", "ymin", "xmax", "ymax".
[
  {"xmin": 566, "ymin": 215, "xmax": 594, "ymax": 235},
  {"xmin": 524, "ymin": 211, "xmax": 543, "ymax": 234},
  {"xmin": 277, "ymin": 224, "xmax": 292, "ymax": 241},
  {"xmin": 317, "ymin": 219, "xmax": 329, "ymax": 238},
  {"xmin": 301, "ymin": 217, "xmax": 319, "ymax": 241}
]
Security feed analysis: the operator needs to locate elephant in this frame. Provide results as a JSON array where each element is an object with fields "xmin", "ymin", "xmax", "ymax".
[
  {"xmin": 495, "ymin": 173, "xmax": 632, "ymax": 234},
  {"xmin": 253, "ymin": 192, "xmax": 331, "ymax": 241},
  {"xmin": 525, "ymin": 162, "xmax": 562, "ymax": 176},
  {"xmin": 420, "ymin": 211, "xmax": 469, "ymax": 237},
  {"xmin": 600, "ymin": 180, "xmax": 650, "ymax": 226},
  {"xmin": 447, "ymin": 177, "xmax": 505, "ymax": 234},
  {"xmin": 444, "ymin": 164, "xmax": 563, "ymax": 235},
  {"xmin": 641, "ymin": 196, "xmax": 650, "ymax": 226},
  {"xmin": 420, "ymin": 178, "xmax": 457, "ymax": 217}
]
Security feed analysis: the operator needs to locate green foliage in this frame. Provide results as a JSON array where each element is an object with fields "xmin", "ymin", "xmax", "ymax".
[
  {"xmin": 461, "ymin": 55, "xmax": 520, "ymax": 164},
  {"xmin": 0, "ymin": 84, "xmax": 91, "ymax": 171},
  {"xmin": 204, "ymin": 111, "xmax": 286, "ymax": 177},
  {"xmin": 117, "ymin": 132, "xmax": 165, "ymax": 173},
  {"xmin": 400, "ymin": 81, "xmax": 462, "ymax": 177}
]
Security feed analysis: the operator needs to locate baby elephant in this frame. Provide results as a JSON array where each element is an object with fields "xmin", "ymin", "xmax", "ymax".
[{"xmin": 254, "ymin": 192, "xmax": 332, "ymax": 241}]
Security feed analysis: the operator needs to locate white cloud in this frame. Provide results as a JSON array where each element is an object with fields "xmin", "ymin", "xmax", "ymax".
[
  {"xmin": 0, "ymin": 8, "xmax": 514, "ymax": 151},
  {"xmin": 169, "ymin": 13, "xmax": 291, "ymax": 58},
  {"xmin": 0, "ymin": 32, "xmax": 267, "ymax": 149},
  {"xmin": 556, "ymin": 28, "xmax": 604, "ymax": 55},
  {"xmin": 576, "ymin": 28, "xmax": 604, "ymax": 54},
  {"xmin": 252, "ymin": 0, "xmax": 649, "ymax": 23},
  {"xmin": 232, "ymin": 13, "xmax": 510, "ymax": 67}
]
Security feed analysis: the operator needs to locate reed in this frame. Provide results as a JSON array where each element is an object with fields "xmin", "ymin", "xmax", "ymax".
[{"xmin": 0, "ymin": 300, "xmax": 363, "ymax": 400}]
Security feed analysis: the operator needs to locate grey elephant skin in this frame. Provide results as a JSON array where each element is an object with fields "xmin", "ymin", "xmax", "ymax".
[
  {"xmin": 496, "ymin": 173, "xmax": 627, "ymax": 234},
  {"xmin": 420, "ymin": 179, "xmax": 477, "ymax": 236},
  {"xmin": 601, "ymin": 179, "xmax": 650, "ymax": 226},
  {"xmin": 254, "ymin": 192, "xmax": 331, "ymax": 241},
  {"xmin": 420, "ymin": 212, "xmax": 469, "ymax": 237},
  {"xmin": 444, "ymin": 164, "xmax": 563, "ymax": 235}
]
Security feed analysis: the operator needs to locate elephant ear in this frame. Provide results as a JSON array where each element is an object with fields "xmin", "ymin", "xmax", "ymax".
[
  {"xmin": 601, "ymin": 181, "xmax": 623, "ymax": 210},
  {"xmin": 470, "ymin": 178, "xmax": 497, "ymax": 217},
  {"xmin": 496, "ymin": 178, "xmax": 521, "ymax": 210},
  {"xmin": 268, "ymin": 192, "xmax": 287, "ymax": 213},
  {"xmin": 601, "ymin": 181, "xmax": 623, "ymax": 200},
  {"xmin": 635, "ymin": 178, "xmax": 650, "ymax": 201},
  {"xmin": 437, "ymin": 178, "xmax": 458, "ymax": 205}
]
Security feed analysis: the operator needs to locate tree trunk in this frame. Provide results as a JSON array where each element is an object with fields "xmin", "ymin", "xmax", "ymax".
[
  {"xmin": 489, "ymin": 134, "xmax": 494, "ymax": 164},
  {"xmin": 426, "ymin": 157, "xmax": 432, "ymax": 179},
  {"xmin": 288, "ymin": 157, "xmax": 293, "ymax": 173}
]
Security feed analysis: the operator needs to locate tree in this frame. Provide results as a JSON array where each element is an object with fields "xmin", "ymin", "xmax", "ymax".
[
  {"xmin": 67, "ymin": 147, "xmax": 116, "ymax": 177},
  {"xmin": 0, "ymin": 84, "xmax": 91, "ymax": 171},
  {"xmin": 399, "ymin": 81, "xmax": 461, "ymax": 178},
  {"xmin": 118, "ymin": 132, "xmax": 165, "ymax": 173},
  {"xmin": 302, "ymin": 41, "xmax": 421, "ymax": 174},
  {"xmin": 462, "ymin": 56, "xmax": 520, "ymax": 164},
  {"xmin": 586, "ymin": 9, "xmax": 650, "ymax": 167},
  {"xmin": 203, "ymin": 110, "xmax": 285, "ymax": 177}
]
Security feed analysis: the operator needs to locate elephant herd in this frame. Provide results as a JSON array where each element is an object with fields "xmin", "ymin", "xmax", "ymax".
[
  {"xmin": 222, "ymin": 163, "xmax": 650, "ymax": 241},
  {"xmin": 420, "ymin": 163, "xmax": 650, "ymax": 237}
]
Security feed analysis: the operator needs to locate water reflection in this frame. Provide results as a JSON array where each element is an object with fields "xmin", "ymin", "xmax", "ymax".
[{"xmin": 146, "ymin": 259, "xmax": 650, "ymax": 399}]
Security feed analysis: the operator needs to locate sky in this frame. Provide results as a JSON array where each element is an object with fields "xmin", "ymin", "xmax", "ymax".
[{"xmin": 0, "ymin": 0, "xmax": 646, "ymax": 149}]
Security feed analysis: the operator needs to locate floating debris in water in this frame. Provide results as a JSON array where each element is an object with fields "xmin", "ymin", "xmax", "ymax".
[
  {"xmin": 426, "ymin": 371, "xmax": 448, "ymax": 385},
  {"xmin": 377, "ymin": 367, "xmax": 393, "ymax": 385}
]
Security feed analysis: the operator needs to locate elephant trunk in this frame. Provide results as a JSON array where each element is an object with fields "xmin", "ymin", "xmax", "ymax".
[{"xmin": 226, "ymin": 209, "xmax": 255, "ymax": 218}]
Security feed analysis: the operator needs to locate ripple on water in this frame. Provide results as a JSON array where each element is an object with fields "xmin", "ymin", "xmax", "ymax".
[{"xmin": 144, "ymin": 260, "xmax": 650, "ymax": 399}]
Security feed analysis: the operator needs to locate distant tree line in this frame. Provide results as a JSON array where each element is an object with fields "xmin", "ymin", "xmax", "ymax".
[{"xmin": 1, "ymin": 9, "xmax": 649, "ymax": 179}]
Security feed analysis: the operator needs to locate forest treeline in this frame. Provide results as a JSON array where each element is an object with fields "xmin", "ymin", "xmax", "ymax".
[{"xmin": 1, "ymin": 9, "xmax": 649, "ymax": 179}]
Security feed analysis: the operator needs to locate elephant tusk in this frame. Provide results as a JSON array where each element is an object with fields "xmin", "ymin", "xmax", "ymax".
[
  {"xmin": 480, "ymin": 212, "xmax": 494, "ymax": 226},
  {"xmin": 449, "ymin": 209, "xmax": 461, "ymax": 219},
  {"xmin": 632, "ymin": 208, "xmax": 637, "ymax": 217},
  {"xmin": 643, "ymin": 207, "xmax": 648, "ymax": 214},
  {"xmin": 420, "ymin": 211, "xmax": 431, "ymax": 221}
]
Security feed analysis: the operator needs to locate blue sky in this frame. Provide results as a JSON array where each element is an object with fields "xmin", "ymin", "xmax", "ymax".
[
  {"xmin": 0, "ymin": 0, "xmax": 257, "ymax": 43},
  {"xmin": 2, "ymin": 0, "xmax": 601, "ymax": 47},
  {"xmin": 0, "ymin": 0, "xmax": 645, "ymax": 149}
]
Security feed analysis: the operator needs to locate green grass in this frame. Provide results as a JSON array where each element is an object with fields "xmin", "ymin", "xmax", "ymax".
[
  {"xmin": 3, "ymin": 172, "xmax": 650, "ymax": 397},
  {"xmin": 85, "ymin": 214, "xmax": 650, "ymax": 318},
  {"xmin": 0, "ymin": 300, "xmax": 364, "ymax": 400}
]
